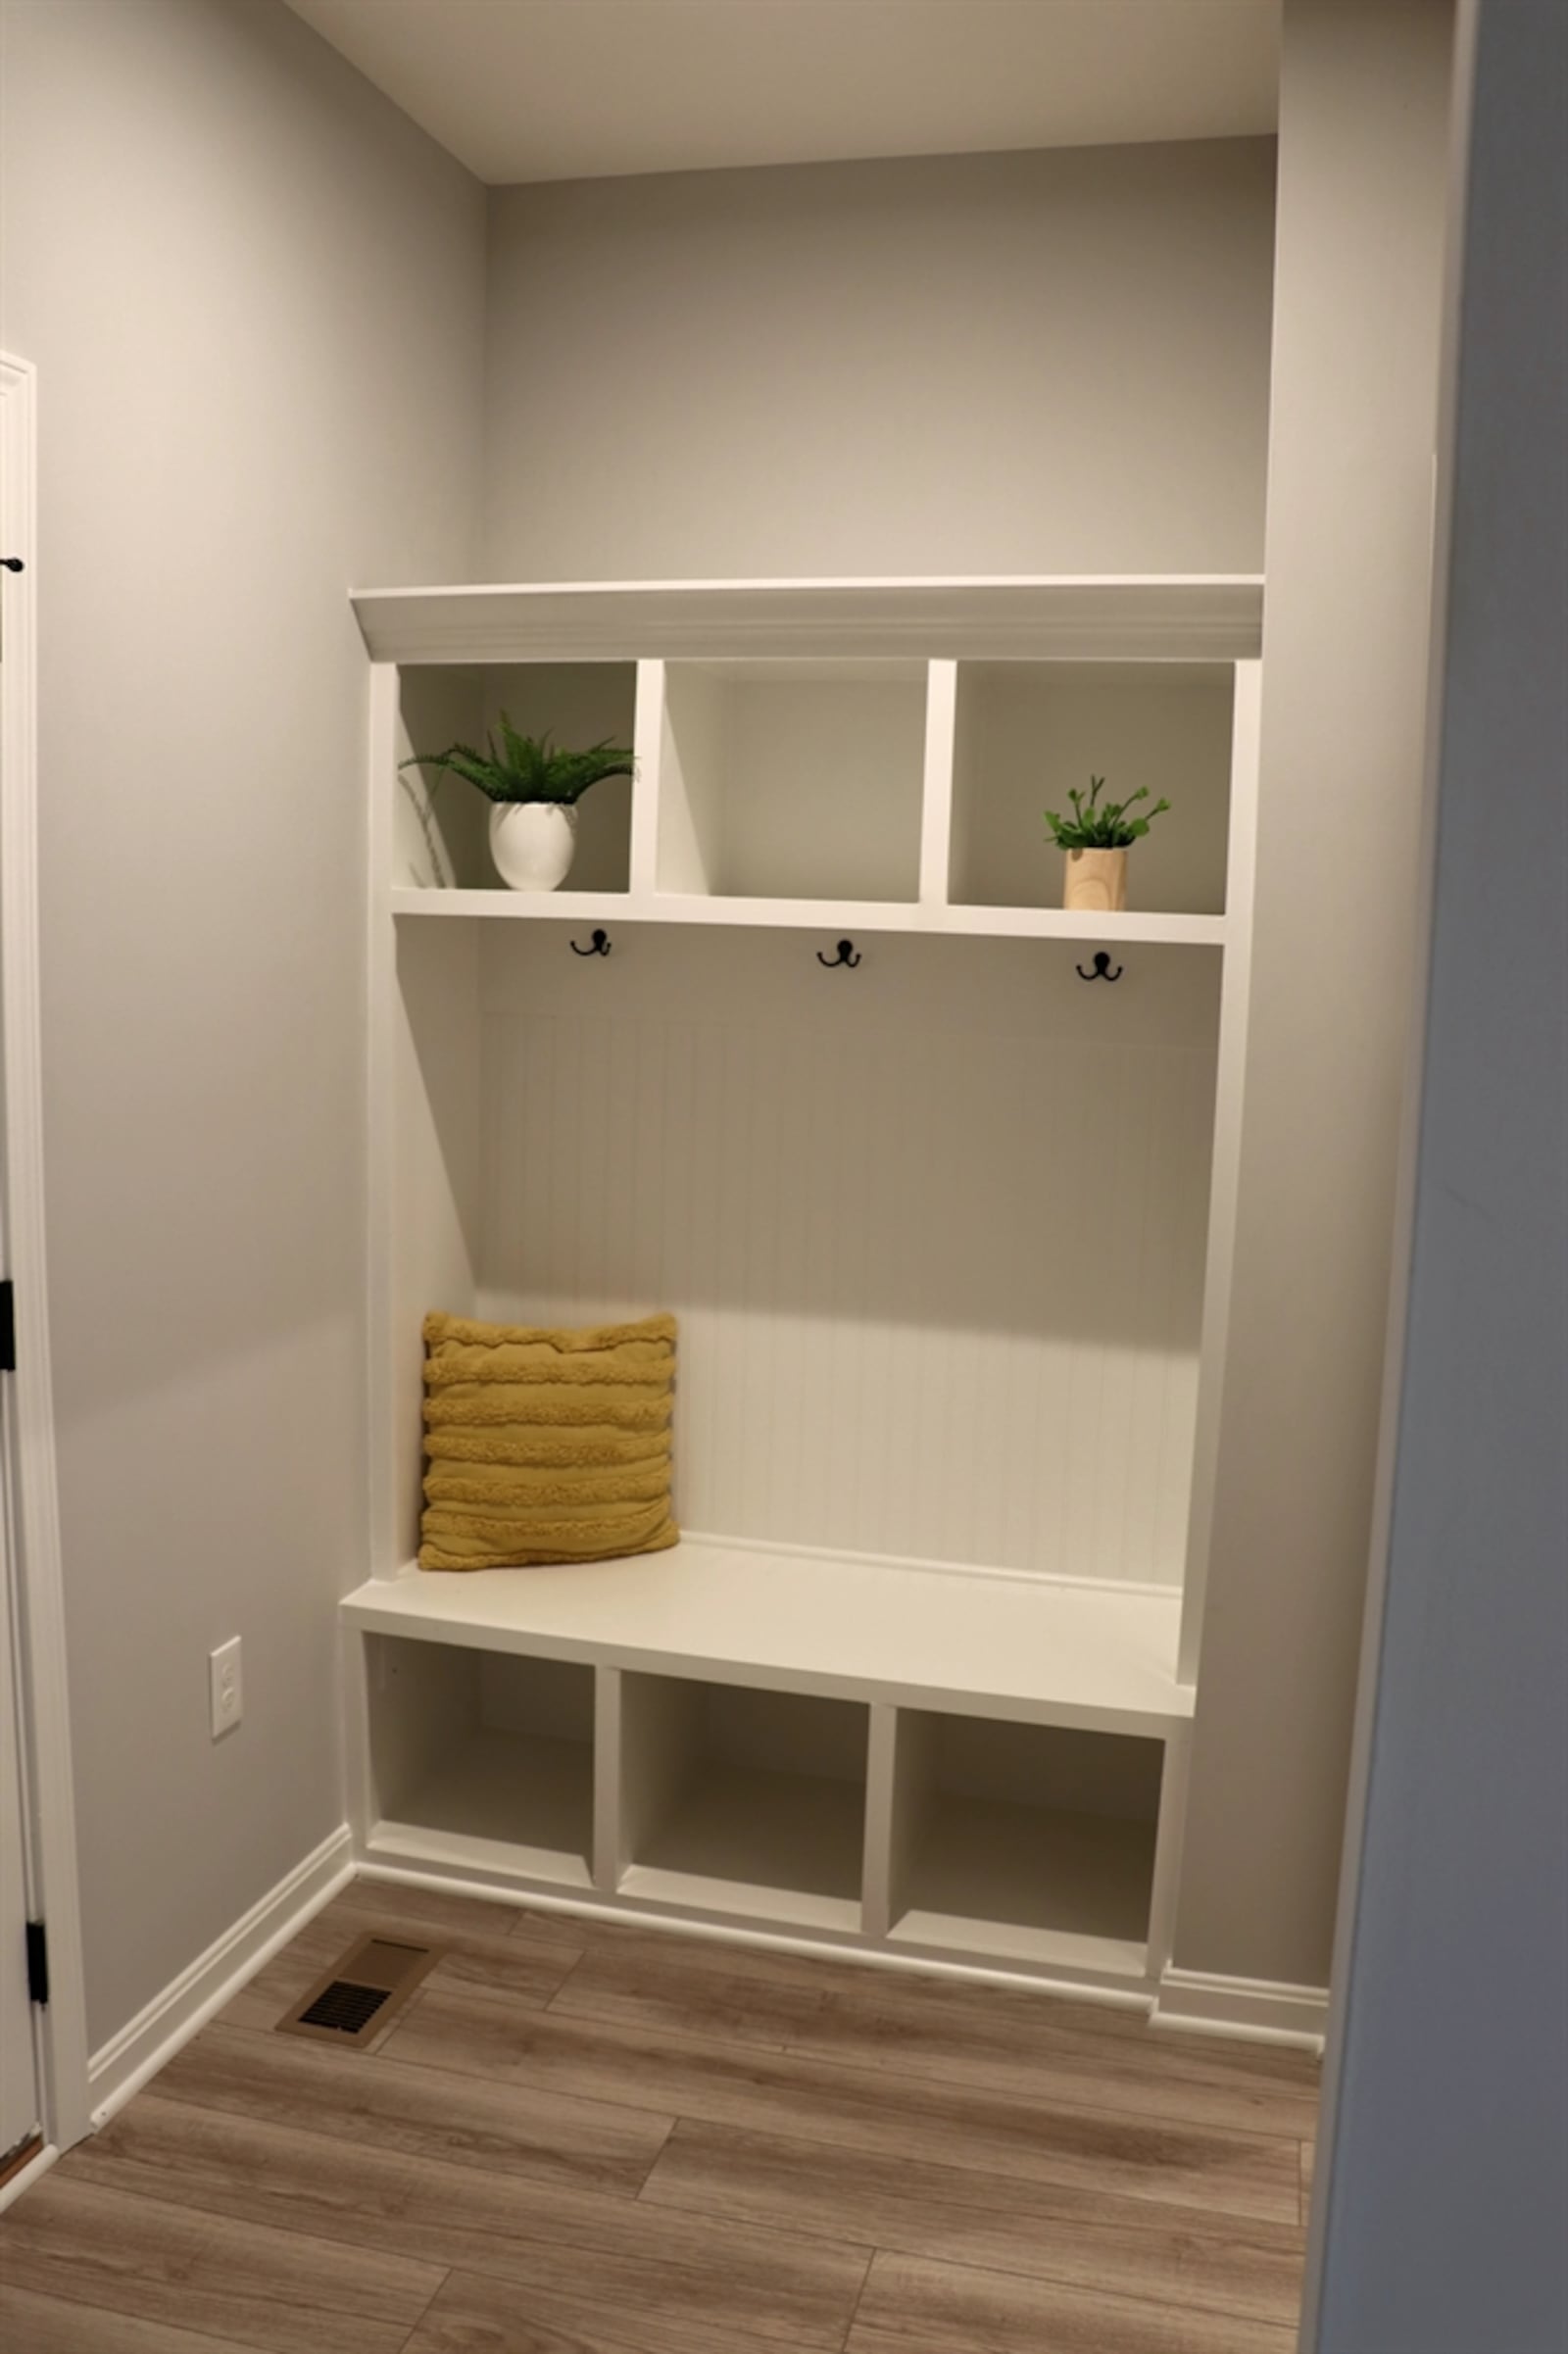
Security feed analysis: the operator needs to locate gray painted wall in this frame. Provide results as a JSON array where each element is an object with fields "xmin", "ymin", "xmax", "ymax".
[
  {"xmin": 0, "ymin": 0, "xmax": 485, "ymax": 2050},
  {"xmin": 484, "ymin": 140, "xmax": 1277, "ymax": 580},
  {"xmin": 1307, "ymin": 4, "xmax": 1568, "ymax": 2345},
  {"xmin": 1174, "ymin": 0, "xmax": 1454, "ymax": 1990}
]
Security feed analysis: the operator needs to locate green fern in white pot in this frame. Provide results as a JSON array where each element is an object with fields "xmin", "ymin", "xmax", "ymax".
[{"xmin": 400, "ymin": 716, "xmax": 635, "ymax": 891}]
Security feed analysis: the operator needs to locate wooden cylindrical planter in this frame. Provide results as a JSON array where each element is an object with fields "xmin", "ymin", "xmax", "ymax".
[{"xmin": 1063, "ymin": 848, "xmax": 1128, "ymax": 912}]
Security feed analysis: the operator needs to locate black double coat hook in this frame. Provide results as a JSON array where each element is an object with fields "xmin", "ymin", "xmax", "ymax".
[
  {"xmin": 816, "ymin": 939, "xmax": 861, "ymax": 969},
  {"xmin": 1075, "ymin": 951, "xmax": 1123, "ymax": 983},
  {"xmin": 569, "ymin": 928, "xmax": 612, "ymax": 957}
]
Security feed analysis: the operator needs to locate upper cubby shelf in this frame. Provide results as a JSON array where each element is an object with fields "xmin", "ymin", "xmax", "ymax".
[
  {"xmin": 376, "ymin": 577, "xmax": 1259, "ymax": 944},
  {"xmin": 354, "ymin": 574, "xmax": 1264, "ymax": 665}
]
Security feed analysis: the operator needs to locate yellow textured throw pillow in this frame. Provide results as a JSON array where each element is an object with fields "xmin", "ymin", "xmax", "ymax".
[{"xmin": 419, "ymin": 1310, "xmax": 678, "ymax": 1571}]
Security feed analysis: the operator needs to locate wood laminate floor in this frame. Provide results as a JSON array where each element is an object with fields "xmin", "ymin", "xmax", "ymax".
[{"xmin": 0, "ymin": 1878, "xmax": 1318, "ymax": 2351}]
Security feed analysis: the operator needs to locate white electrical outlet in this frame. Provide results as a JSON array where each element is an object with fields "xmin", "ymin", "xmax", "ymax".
[{"xmin": 209, "ymin": 1637, "xmax": 243, "ymax": 1738}]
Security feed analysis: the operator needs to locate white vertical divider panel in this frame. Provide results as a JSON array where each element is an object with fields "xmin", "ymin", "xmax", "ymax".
[
  {"xmin": 1177, "ymin": 660, "xmax": 1262, "ymax": 1678},
  {"xmin": 592, "ymin": 1664, "xmax": 622, "ymax": 1893},
  {"xmin": 1145, "ymin": 1725, "xmax": 1192, "ymax": 1977},
  {"xmin": 861, "ymin": 1704, "xmax": 900, "ymax": 1938},
  {"xmin": 367, "ymin": 662, "xmax": 401, "ymax": 1580},
  {"xmin": 917, "ymin": 660, "xmax": 958, "ymax": 907},
  {"xmin": 627, "ymin": 660, "xmax": 666, "ymax": 898},
  {"xmin": 389, "ymin": 919, "xmax": 482, "ymax": 1570},
  {"xmin": 613, "ymin": 1671, "xmax": 699, "ymax": 1882},
  {"xmin": 376, "ymin": 662, "xmax": 487, "ymax": 1577},
  {"xmin": 341, "ymin": 1630, "xmax": 373, "ymax": 1850},
  {"xmin": 864, "ymin": 1704, "xmax": 936, "ymax": 1938},
  {"xmin": 866, "ymin": 1704, "xmax": 927, "ymax": 1939},
  {"xmin": 654, "ymin": 664, "xmax": 726, "ymax": 896}
]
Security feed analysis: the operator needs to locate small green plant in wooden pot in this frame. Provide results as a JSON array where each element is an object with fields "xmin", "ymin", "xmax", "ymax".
[
  {"xmin": 1045, "ymin": 776, "xmax": 1170, "ymax": 913},
  {"xmin": 400, "ymin": 717, "xmax": 635, "ymax": 891}
]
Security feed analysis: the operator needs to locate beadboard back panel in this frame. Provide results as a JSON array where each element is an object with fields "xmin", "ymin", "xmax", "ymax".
[{"xmin": 465, "ymin": 926, "xmax": 1218, "ymax": 1588}]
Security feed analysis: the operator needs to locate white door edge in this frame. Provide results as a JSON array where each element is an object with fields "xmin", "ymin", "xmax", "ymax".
[{"xmin": 0, "ymin": 350, "xmax": 91, "ymax": 2152}]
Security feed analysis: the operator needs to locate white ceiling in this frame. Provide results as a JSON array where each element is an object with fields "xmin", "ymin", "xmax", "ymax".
[{"xmin": 284, "ymin": 0, "xmax": 1281, "ymax": 187}]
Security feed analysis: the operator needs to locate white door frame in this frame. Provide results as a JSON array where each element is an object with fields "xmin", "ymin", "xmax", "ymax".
[{"xmin": 0, "ymin": 350, "xmax": 90, "ymax": 2168}]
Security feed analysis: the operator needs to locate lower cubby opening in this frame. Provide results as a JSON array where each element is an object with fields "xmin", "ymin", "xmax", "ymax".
[
  {"xmin": 617, "ymin": 1674, "xmax": 869, "ymax": 1932},
  {"xmin": 367, "ymin": 1637, "xmax": 595, "ymax": 1887},
  {"xmin": 886, "ymin": 1712, "xmax": 1162, "ymax": 1974}
]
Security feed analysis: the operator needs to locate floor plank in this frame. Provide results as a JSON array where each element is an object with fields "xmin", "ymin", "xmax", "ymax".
[
  {"xmin": 69, "ymin": 2091, "xmax": 868, "ymax": 2352},
  {"xmin": 217, "ymin": 1886, "xmax": 581, "ymax": 2035},
  {"xmin": 0, "ymin": 2134, "xmax": 42, "ymax": 2193},
  {"xmin": 0, "ymin": 2284, "xmax": 260, "ymax": 2354},
  {"xmin": 641, "ymin": 2118, "xmax": 1306, "ymax": 2329},
  {"xmin": 155, "ymin": 2018, "xmax": 670, "ymax": 2196},
  {"xmin": 847, "ymin": 2249, "xmax": 1298, "ymax": 2354},
  {"xmin": 551, "ymin": 1928, "xmax": 1319, "ymax": 2136},
  {"xmin": 518, "ymin": 1901, "xmax": 1309, "ymax": 2087},
  {"xmin": 0, "ymin": 2174, "xmax": 442, "ymax": 2354},
  {"xmin": 401, "ymin": 2264, "xmax": 791, "ymax": 2354},
  {"xmin": 336, "ymin": 1877, "xmax": 590, "ymax": 1963},
  {"xmin": 385, "ymin": 1979, "xmax": 1302, "ymax": 2223},
  {"xmin": 214, "ymin": 1912, "xmax": 368, "ymax": 2034}
]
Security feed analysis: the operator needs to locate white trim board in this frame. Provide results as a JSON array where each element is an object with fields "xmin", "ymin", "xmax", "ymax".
[
  {"xmin": 0, "ymin": 351, "xmax": 91, "ymax": 2152},
  {"xmin": 86, "ymin": 1827, "xmax": 353, "ymax": 2129},
  {"xmin": 1153, "ymin": 1964, "xmax": 1329, "ymax": 2050}
]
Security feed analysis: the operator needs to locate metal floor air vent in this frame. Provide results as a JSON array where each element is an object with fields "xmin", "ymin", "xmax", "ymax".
[{"xmin": 277, "ymin": 1932, "xmax": 440, "ymax": 2048}]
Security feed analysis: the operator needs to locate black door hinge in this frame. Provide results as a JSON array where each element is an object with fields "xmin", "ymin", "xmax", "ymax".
[
  {"xmin": 0, "ymin": 1280, "xmax": 14, "ymax": 1371},
  {"xmin": 25, "ymin": 1922, "xmax": 49, "ymax": 2006}
]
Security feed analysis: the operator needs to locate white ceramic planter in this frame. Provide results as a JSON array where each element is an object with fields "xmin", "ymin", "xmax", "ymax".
[{"xmin": 490, "ymin": 802, "xmax": 578, "ymax": 892}]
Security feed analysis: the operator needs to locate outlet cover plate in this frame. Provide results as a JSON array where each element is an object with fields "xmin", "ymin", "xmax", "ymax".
[{"xmin": 210, "ymin": 1637, "xmax": 243, "ymax": 1738}]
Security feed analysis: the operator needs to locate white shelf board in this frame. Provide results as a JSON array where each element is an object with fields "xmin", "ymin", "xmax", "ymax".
[
  {"xmin": 342, "ymin": 1541, "xmax": 1193, "ymax": 1738},
  {"xmin": 617, "ymin": 1863, "xmax": 859, "ymax": 1937},
  {"xmin": 371, "ymin": 1726, "xmax": 594, "ymax": 1888},
  {"xmin": 890, "ymin": 1911, "xmax": 1149, "ymax": 1982},
  {"xmin": 892, "ymin": 1792, "xmax": 1156, "ymax": 1981},
  {"xmin": 388, "ymin": 887, "xmax": 1226, "ymax": 949},
  {"xmin": 621, "ymin": 1764, "xmax": 866, "ymax": 1936},
  {"xmin": 367, "ymin": 1820, "xmax": 596, "ymax": 1891},
  {"xmin": 354, "ymin": 575, "xmax": 1264, "ymax": 665}
]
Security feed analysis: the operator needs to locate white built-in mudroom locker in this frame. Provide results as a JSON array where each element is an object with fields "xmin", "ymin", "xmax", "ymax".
[{"xmin": 341, "ymin": 576, "xmax": 1261, "ymax": 1999}]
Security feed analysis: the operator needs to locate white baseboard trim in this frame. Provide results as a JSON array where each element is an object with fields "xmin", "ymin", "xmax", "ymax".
[
  {"xmin": 0, "ymin": 2141, "xmax": 60, "ymax": 2218},
  {"xmin": 354, "ymin": 1859, "xmax": 1154, "ymax": 2013},
  {"xmin": 87, "ymin": 1825, "xmax": 353, "ymax": 2128},
  {"xmin": 1153, "ymin": 1964, "xmax": 1330, "ymax": 2050}
]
